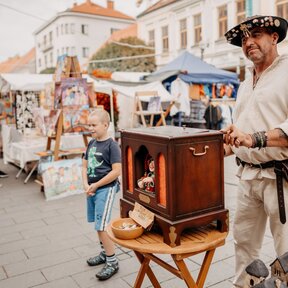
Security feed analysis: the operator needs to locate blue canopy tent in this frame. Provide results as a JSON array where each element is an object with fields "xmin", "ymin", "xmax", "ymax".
[{"xmin": 144, "ymin": 51, "xmax": 239, "ymax": 85}]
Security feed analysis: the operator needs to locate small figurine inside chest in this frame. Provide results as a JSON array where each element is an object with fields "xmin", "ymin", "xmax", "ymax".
[{"xmin": 120, "ymin": 126, "xmax": 228, "ymax": 246}]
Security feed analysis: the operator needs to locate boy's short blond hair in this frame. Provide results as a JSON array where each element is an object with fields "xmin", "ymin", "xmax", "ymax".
[{"xmin": 89, "ymin": 110, "xmax": 110, "ymax": 125}]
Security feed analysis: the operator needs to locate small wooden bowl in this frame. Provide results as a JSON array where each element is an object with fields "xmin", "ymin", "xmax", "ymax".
[{"xmin": 111, "ymin": 218, "xmax": 144, "ymax": 240}]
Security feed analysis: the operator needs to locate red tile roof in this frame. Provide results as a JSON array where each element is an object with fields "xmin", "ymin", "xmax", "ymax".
[
  {"xmin": 138, "ymin": 0, "xmax": 178, "ymax": 17},
  {"xmin": 69, "ymin": 0, "xmax": 134, "ymax": 21},
  {"xmin": 0, "ymin": 48, "xmax": 35, "ymax": 73}
]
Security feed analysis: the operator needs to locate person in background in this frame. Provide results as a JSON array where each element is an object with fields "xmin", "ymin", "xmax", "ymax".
[
  {"xmin": 82, "ymin": 110, "xmax": 121, "ymax": 281},
  {"xmin": 221, "ymin": 15, "xmax": 288, "ymax": 287},
  {"xmin": 0, "ymin": 97, "xmax": 8, "ymax": 178}
]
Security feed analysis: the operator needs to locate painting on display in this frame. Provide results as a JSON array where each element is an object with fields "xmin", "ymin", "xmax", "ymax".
[
  {"xmin": 62, "ymin": 106, "xmax": 90, "ymax": 134},
  {"xmin": 54, "ymin": 54, "xmax": 68, "ymax": 83},
  {"xmin": 16, "ymin": 92, "xmax": 40, "ymax": 133},
  {"xmin": 40, "ymin": 157, "xmax": 84, "ymax": 201},
  {"xmin": 61, "ymin": 78, "xmax": 89, "ymax": 107},
  {"xmin": 32, "ymin": 108, "xmax": 61, "ymax": 137}
]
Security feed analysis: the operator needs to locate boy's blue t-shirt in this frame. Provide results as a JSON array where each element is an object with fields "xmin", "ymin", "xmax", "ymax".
[{"xmin": 84, "ymin": 138, "xmax": 121, "ymax": 187}]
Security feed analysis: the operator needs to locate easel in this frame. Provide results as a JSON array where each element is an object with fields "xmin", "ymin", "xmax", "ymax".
[
  {"xmin": 46, "ymin": 56, "xmax": 89, "ymax": 160},
  {"xmin": 35, "ymin": 56, "xmax": 90, "ymax": 187},
  {"xmin": 133, "ymin": 91, "xmax": 166, "ymax": 127}
]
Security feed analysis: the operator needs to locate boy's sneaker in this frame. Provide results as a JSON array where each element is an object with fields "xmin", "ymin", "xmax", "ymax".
[
  {"xmin": 87, "ymin": 252, "xmax": 106, "ymax": 266},
  {"xmin": 96, "ymin": 262, "xmax": 119, "ymax": 280}
]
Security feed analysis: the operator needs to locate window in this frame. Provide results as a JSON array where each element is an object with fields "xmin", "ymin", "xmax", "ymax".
[
  {"xmin": 276, "ymin": 0, "xmax": 288, "ymax": 19},
  {"xmin": 38, "ymin": 58, "xmax": 41, "ymax": 67},
  {"xmin": 81, "ymin": 24, "xmax": 88, "ymax": 35},
  {"xmin": 49, "ymin": 31, "xmax": 53, "ymax": 43},
  {"xmin": 61, "ymin": 47, "xmax": 64, "ymax": 55},
  {"xmin": 43, "ymin": 35, "xmax": 47, "ymax": 47},
  {"xmin": 71, "ymin": 47, "xmax": 76, "ymax": 56},
  {"xmin": 162, "ymin": 25, "xmax": 169, "ymax": 52},
  {"xmin": 66, "ymin": 47, "xmax": 69, "ymax": 55},
  {"xmin": 56, "ymin": 26, "xmax": 59, "ymax": 37},
  {"xmin": 65, "ymin": 23, "xmax": 69, "ymax": 34},
  {"xmin": 236, "ymin": 0, "xmax": 246, "ymax": 23},
  {"xmin": 61, "ymin": 24, "xmax": 64, "ymax": 35},
  {"xmin": 218, "ymin": 5, "xmax": 228, "ymax": 39},
  {"xmin": 57, "ymin": 49, "xmax": 59, "ymax": 57},
  {"xmin": 50, "ymin": 52, "xmax": 53, "ymax": 66},
  {"xmin": 82, "ymin": 47, "xmax": 89, "ymax": 58},
  {"xmin": 111, "ymin": 28, "xmax": 119, "ymax": 34},
  {"xmin": 180, "ymin": 19, "xmax": 187, "ymax": 49},
  {"xmin": 194, "ymin": 14, "xmax": 202, "ymax": 45},
  {"xmin": 44, "ymin": 55, "xmax": 47, "ymax": 68},
  {"xmin": 148, "ymin": 30, "xmax": 155, "ymax": 47},
  {"xmin": 70, "ymin": 23, "xmax": 75, "ymax": 34}
]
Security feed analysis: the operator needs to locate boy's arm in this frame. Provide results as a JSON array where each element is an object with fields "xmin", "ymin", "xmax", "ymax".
[
  {"xmin": 82, "ymin": 159, "xmax": 89, "ymax": 191},
  {"xmin": 87, "ymin": 162, "xmax": 121, "ymax": 195}
]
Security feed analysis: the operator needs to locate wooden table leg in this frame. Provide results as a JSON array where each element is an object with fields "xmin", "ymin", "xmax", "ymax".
[
  {"xmin": 172, "ymin": 255, "xmax": 198, "ymax": 288},
  {"xmin": 134, "ymin": 251, "xmax": 161, "ymax": 288},
  {"xmin": 196, "ymin": 249, "xmax": 215, "ymax": 288}
]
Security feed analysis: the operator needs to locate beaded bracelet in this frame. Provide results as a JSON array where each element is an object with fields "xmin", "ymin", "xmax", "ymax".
[{"xmin": 249, "ymin": 131, "xmax": 267, "ymax": 149}]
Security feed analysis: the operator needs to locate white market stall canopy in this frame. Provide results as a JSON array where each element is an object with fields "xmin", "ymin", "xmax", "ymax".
[
  {"xmin": 0, "ymin": 73, "xmax": 53, "ymax": 93},
  {"xmin": 85, "ymin": 75, "xmax": 175, "ymax": 129}
]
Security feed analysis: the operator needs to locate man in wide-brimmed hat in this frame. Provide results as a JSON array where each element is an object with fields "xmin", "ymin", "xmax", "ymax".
[{"xmin": 221, "ymin": 15, "xmax": 288, "ymax": 287}]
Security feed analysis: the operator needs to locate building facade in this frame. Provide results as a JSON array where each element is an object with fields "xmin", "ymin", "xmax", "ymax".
[
  {"xmin": 137, "ymin": 0, "xmax": 288, "ymax": 80},
  {"xmin": 34, "ymin": 0, "xmax": 135, "ymax": 73}
]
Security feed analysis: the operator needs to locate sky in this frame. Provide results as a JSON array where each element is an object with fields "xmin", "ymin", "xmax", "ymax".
[{"xmin": 0, "ymin": 0, "xmax": 146, "ymax": 62}]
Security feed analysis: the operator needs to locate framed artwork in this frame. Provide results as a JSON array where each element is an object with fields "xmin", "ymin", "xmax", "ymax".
[
  {"xmin": 61, "ymin": 78, "xmax": 89, "ymax": 107},
  {"xmin": 16, "ymin": 92, "xmax": 40, "ymax": 132},
  {"xmin": 62, "ymin": 106, "xmax": 90, "ymax": 134},
  {"xmin": 54, "ymin": 54, "xmax": 68, "ymax": 83},
  {"xmin": 32, "ymin": 108, "xmax": 61, "ymax": 137},
  {"xmin": 147, "ymin": 96, "xmax": 161, "ymax": 112},
  {"xmin": 40, "ymin": 157, "xmax": 84, "ymax": 201}
]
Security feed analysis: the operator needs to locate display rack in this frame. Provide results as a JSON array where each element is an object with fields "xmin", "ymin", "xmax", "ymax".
[{"xmin": 133, "ymin": 91, "xmax": 166, "ymax": 127}]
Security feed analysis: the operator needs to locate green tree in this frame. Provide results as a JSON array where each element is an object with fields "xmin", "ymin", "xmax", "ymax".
[
  {"xmin": 40, "ymin": 67, "xmax": 56, "ymax": 74},
  {"xmin": 89, "ymin": 37, "xmax": 156, "ymax": 73}
]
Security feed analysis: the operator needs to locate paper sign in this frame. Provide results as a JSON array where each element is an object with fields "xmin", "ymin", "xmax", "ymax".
[{"xmin": 129, "ymin": 202, "xmax": 154, "ymax": 229}]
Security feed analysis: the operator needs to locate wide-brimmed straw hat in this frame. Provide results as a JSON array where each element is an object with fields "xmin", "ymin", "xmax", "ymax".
[{"xmin": 225, "ymin": 15, "xmax": 288, "ymax": 47}]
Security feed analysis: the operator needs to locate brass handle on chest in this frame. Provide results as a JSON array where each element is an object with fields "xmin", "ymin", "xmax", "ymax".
[{"xmin": 189, "ymin": 145, "xmax": 209, "ymax": 156}]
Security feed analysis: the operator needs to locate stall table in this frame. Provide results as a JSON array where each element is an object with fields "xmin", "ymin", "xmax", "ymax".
[{"xmin": 107, "ymin": 221, "xmax": 228, "ymax": 288}]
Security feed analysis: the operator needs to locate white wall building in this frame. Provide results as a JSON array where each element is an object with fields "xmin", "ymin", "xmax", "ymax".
[
  {"xmin": 137, "ymin": 0, "xmax": 288, "ymax": 80},
  {"xmin": 34, "ymin": 0, "xmax": 135, "ymax": 73}
]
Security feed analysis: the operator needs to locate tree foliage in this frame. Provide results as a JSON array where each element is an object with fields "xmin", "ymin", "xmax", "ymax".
[
  {"xmin": 89, "ymin": 37, "xmax": 156, "ymax": 73},
  {"xmin": 40, "ymin": 67, "xmax": 56, "ymax": 74}
]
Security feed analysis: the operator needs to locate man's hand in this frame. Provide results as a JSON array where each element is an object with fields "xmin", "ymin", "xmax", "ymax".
[{"xmin": 220, "ymin": 124, "xmax": 253, "ymax": 148}]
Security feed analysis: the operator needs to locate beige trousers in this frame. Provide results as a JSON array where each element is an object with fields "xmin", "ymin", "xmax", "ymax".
[{"xmin": 233, "ymin": 177, "xmax": 288, "ymax": 287}]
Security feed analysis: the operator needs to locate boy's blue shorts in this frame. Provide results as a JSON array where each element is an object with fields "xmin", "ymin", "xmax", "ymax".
[{"xmin": 86, "ymin": 183, "xmax": 119, "ymax": 231}]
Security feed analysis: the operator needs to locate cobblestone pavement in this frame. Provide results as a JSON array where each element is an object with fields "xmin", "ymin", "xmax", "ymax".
[{"xmin": 0, "ymin": 156, "xmax": 276, "ymax": 288}]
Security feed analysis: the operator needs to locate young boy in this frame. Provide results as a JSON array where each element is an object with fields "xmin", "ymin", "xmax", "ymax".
[{"xmin": 82, "ymin": 110, "xmax": 121, "ymax": 280}]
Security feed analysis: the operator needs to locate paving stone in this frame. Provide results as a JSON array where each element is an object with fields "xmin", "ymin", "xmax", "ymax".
[
  {"xmin": 0, "ymin": 232, "xmax": 23, "ymax": 245},
  {"xmin": 0, "ymin": 220, "xmax": 46, "ymax": 236},
  {"xmin": 0, "ymin": 236, "xmax": 49, "ymax": 254},
  {"xmin": 0, "ymin": 250, "xmax": 27, "ymax": 266},
  {"xmin": 0, "ymin": 271, "xmax": 46, "ymax": 288},
  {"xmin": 4, "ymin": 249, "xmax": 79, "ymax": 277},
  {"xmin": 31, "ymin": 277, "xmax": 80, "ymax": 288},
  {"xmin": 42, "ymin": 214, "xmax": 75, "ymax": 225},
  {"xmin": 24, "ymin": 235, "xmax": 91, "ymax": 258},
  {"xmin": 0, "ymin": 217, "xmax": 15, "ymax": 228},
  {"xmin": 0, "ymin": 267, "xmax": 6, "ymax": 281},
  {"xmin": 41, "ymin": 258, "xmax": 92, "ymax": 281}
]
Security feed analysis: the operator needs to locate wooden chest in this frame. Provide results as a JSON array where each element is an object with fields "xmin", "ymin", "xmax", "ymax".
[{"xmin": 120, "ymin": 126, "xmax": 228, "ymax": 246}]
